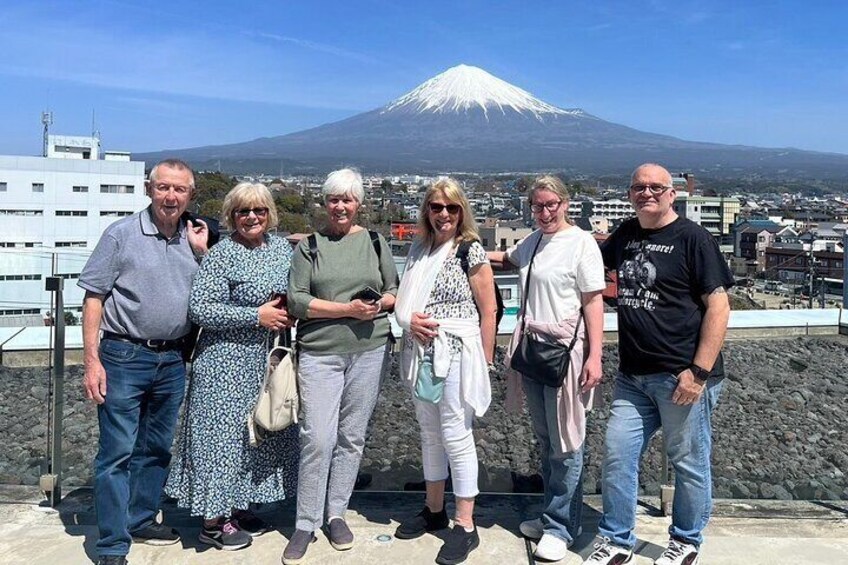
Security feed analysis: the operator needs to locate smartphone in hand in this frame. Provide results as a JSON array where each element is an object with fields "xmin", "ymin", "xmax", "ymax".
[{"xmin": 351, "ymin": 286, "xmax": 382, "ymax": 303}]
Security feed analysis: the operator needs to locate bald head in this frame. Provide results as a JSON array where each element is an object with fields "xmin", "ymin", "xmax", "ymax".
[
  {"xmin": 630, "ymin": 163, "xmax": 672, "ymax": 188},
  {"xmin": 628, "ymin": 162, "xmax": 678, "ymax": 229}
]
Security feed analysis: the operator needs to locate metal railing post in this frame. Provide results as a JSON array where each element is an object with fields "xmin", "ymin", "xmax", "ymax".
[
  {"xmin": 40, "ymin": 276, "xmax": 65, "ymax": 507},
  {"xmin": 659, "ymin": 434, "xmax": 674, "ymax": 516}
]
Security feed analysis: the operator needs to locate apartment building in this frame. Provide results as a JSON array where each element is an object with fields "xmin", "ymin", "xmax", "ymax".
[{"xmin": 0, "ymin": 135, "xmax": 147, "ymax": 324}]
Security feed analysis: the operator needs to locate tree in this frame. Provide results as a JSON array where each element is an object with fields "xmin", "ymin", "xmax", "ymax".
[
  {"xmin": 380, "ymin": 179, "xmax": 393, "ymax": 195},
  {"xmin": 278, "ymin": 212, "xmax": 310, "ymax": 234},
  {"xmin": 63, "ymin": 310, "xmax": 78, "ymax": 326},
  {"xmin": 199, "ymin": 199, "xmax": 223, "ymax": 219},
  {"xmin": 275, "ymin": 194, "xmax": 306, "ymax": 214},
  {"xmin": 515, "ymin": 175, "xmax": 535, "ymax": 193}
]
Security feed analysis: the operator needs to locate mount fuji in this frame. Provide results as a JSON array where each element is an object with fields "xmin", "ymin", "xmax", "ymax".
[{"xmin": 139, "ymin": 64, "xmax": 848, "ymax": 177}]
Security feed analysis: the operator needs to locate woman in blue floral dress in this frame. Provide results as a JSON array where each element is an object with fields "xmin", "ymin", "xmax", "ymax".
[{"xmin": 166, "ymin": 182, "xmax": 298, "ymax": 551}]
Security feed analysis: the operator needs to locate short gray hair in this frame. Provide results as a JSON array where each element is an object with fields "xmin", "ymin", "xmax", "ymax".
[
  {"xmin": 148, "ymin": 158, "xmax": 195, "ymax": 189},
  {"xmin": 322, "ymin": 168, "xmax": 364, "ymax": 203}
]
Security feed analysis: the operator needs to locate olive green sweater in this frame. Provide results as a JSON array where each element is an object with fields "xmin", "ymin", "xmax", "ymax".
[{"xmin": 288, "ymin": 229, "xmax": 399, "ymax": 354}]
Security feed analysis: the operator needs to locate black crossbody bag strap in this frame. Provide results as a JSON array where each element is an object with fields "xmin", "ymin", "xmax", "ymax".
[
  {"xmin": 518, "ymin": 231, "xmax": 545, "ymax": 335},
  {"xmin": 518, "ymin": 232, "xmax": 584, "ymax": 345}
]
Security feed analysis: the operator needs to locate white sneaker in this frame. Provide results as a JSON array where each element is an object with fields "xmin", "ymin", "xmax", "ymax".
[
  {"xmin": 653, "ymin": 539, "xmax": 699, "ymax": 565},
  {"xmin": 519, "ymin": 518, "xmax": 544, "ymax": 540},
  {"xmin": 582, "ymin": 537, "xmax": 633, "ymax": 565},
  {"xmin": 534, "ymin": 533, "xmax": 570, "ymax": 561}
]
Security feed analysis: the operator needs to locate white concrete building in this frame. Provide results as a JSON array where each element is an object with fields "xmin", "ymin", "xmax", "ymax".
[{"xmin": 0, "ymin": 136, "xmax": 147, "ymax": 324}]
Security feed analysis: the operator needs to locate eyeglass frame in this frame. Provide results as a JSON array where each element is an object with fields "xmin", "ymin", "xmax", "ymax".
[
  {"xmin": 530, "ymin": 200, "xmax": 563, "ymax": 214},
  {"xmin": 629, "ymin": 184, "xmax": 673, "ymax": 196},
  {"xmin": 234, "ymin": 207, "xmax": 270, "ymax": 218}
]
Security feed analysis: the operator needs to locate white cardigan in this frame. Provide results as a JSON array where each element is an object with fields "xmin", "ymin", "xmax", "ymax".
[{"xmin": 401, "ymin": 317, "xmax": 491, "ymax": 417}]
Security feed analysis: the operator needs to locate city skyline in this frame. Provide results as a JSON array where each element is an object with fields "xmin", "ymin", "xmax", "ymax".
[{"xmin": 1, "ymin": 1, "xmax": 846, "ymax": 157}]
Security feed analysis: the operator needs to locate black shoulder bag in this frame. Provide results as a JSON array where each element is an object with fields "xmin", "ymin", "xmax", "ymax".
[{"xmin": 509, "ymin": 232, "xmax": 584, "ymax": 387}]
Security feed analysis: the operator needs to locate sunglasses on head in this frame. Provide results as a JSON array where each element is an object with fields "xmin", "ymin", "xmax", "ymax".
[{"xmin": 428, "ymin": 202, "xmax": 461, "ymax": 214}]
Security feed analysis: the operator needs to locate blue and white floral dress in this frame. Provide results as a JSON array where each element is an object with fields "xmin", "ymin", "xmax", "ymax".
[{"xmin": 166, "ymin": 234, "xmax": 299, "ymax": 518}]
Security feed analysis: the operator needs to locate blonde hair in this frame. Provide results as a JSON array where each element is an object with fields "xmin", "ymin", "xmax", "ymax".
[
  {"xmin": 221, "ymin": 182, "xmax": 278, "ymax": 231},
  {"xmin": 528, "ymin": 175, "xmax": 571, "ymax": 224},
  {"xmin": 417, "ymin": 177, "xmax": 480, "ymax": 247}
]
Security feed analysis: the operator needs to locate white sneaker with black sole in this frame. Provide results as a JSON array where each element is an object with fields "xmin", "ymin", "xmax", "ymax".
[
  {"xmin": 198, "ymin": 519, "xmax": 252, "ymax": 551},
  {"xmin": 582, "ymin": 537, "xmax": 633, "ymax": 565},
  {"xmin": 654, "ymin": 538, "xmax": 699, "ymax": 565}
]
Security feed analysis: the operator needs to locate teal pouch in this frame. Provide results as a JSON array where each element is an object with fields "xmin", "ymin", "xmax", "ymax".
[{"xmin": 414, "ymin": 351, "xmax": 445, "ymax": 404}]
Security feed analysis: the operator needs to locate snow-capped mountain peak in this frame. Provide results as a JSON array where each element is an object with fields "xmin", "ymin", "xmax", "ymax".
[{"xmin": 382, "ymin": 64, "xmax": 581, "ymax": 121}]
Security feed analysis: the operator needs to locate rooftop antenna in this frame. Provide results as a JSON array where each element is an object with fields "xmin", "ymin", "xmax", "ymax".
[
  {"xmin": 91, "ymin": 109, "xmax": 101, "ymax": 142},
  {"xmin": 41, "ymin": 110, "xmax": 53, "ymax": 157}
]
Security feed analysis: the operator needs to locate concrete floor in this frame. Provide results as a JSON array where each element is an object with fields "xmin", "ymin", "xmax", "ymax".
[{"xmin": 0, "ymin": 485, "xmax": 846, "ymax": 564}]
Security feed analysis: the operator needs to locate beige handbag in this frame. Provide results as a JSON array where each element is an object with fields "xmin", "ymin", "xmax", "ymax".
[{"xmin": 248, "ymin": 331, "xmax": 299, "ymax": 446}]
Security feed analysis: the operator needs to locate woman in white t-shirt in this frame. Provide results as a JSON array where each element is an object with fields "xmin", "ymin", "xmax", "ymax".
[{"xmin": 489, "ymin": 175, "xmax": 606, "ymax": 562}]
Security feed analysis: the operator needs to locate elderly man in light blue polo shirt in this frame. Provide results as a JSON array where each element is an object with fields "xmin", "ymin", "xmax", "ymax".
[{"xmin": 79, "ymin": 158, "xmax": 209, "ymax": 565}]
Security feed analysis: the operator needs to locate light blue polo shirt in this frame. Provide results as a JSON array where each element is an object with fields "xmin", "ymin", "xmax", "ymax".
[{"xmin": 78, "ymin": 206, "xmax": 200, "ymax": 340}]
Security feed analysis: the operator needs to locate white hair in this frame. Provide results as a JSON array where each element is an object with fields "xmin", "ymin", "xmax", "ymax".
[{"xmin": 322, "ymin": 168, "xmax": 364, "ymax": 203}]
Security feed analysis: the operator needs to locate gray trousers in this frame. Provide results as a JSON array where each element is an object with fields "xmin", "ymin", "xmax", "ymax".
[{"xmin": 295, "ymin": 343, "xmax": 388, "ymax": 531}]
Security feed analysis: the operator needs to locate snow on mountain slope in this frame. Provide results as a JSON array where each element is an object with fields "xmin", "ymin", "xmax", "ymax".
[{"xmin": 382, "ymin": 64, "xmax": 582, "ymax": 121}]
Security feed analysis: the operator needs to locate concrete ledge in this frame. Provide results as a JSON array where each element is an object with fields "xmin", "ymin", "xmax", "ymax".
[{"xmin": 0, "ymin": 486, "xmax": 845, "ymax": 564}]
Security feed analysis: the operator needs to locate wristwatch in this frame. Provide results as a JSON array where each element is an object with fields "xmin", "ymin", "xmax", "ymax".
[{"xmin": 689, "ymin": 363, "xmax": 710, "ymax": 384}]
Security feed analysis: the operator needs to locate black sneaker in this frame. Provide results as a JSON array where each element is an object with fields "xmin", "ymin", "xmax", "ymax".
[
  {"xmin": 354, "ymin": 472, "xmax": 373, "ymax": 490},
  {"xmin": 130, "ymin": 522, "xmax": 180, "ymax": 546},
  {"xmin": 198, "ymin": 518, "xmax": 252, "ymax": 551},
  {"xmin": 282, "ymin": 529, "xmax": 316, "ymax": 565},
  {"xmin": 232, "ymin": 509, "xmax": 272, "ymax": 537},
  {"xmin": 435, "ymin": 524, "xmax": 480, "ymax": 565},
  {"xmin": 97, "ymin": 556, "xmax": 127, "ymax": 565},
  {"xmin": 395, "ymin": 506, "xmax": 449, "ymax": 539}
]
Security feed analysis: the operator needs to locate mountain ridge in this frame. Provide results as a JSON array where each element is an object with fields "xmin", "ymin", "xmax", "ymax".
[{"xmin": 138, "ymin": 64, "xmax": 848, "ymax": 179}]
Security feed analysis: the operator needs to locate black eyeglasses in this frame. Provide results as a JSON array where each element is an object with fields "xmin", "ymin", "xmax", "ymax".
[
  {"xmin": 629, "ymin": 184, "xmax": 672, "ymax": 195},
  {"xmin": 428, "ymin": 202, "xmax": 461, "ymax": 214},
  {"xmin": 235, "ymin": 207, "xmax": 269, "ymax": 218},
  {"xmin": 530, "ymin": 200, "xmax": 562, "ymax": 213}
]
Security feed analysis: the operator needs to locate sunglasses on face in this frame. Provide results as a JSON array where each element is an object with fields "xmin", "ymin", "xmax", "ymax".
[
  {"xmin": 428, "ymin": 202, "xmax": 461, "ymax": 214},
  {"xmin": 235, "ymin": 207, "xmax": 269, "ymax": 218}
]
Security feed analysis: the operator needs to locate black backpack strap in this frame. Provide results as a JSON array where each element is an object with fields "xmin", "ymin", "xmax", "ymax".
[
  {"xmin": 456, "ymin": 240, "xmax": 473, "ymax": 275},
  {"xmin": 368, "ymin": 230, "xmax": 382, "ymax": 261},
  {"xmin": 307, "ymin": 234, "xmax": 318, "ymax": 265}
]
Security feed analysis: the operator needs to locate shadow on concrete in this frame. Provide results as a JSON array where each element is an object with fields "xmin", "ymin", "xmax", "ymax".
[
  {"xmin": 49, "ymin": 488, "xmax": 98, "ymax": 563},
  {"xmin": 810, "ymin": 499, "xmax": 848, "ymax": 517}
]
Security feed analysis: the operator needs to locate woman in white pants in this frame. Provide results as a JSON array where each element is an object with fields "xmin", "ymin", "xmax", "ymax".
[{"xmin": 394, "ymin": 178, "xmax": 497, "ymax": 565}]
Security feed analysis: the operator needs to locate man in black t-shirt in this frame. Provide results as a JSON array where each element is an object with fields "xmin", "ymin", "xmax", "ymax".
[{"xmin": 583, "ymin": 164, "xmax": 733, "ymax": 565}]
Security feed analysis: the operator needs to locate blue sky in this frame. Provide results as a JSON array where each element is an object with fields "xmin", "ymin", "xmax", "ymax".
[{"xmin": 1, "ymin": 0, "xmax": 846, "ymax": 156}]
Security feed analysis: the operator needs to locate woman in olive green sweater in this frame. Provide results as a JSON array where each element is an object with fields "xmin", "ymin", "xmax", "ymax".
[{"xmin": 283, "ymin": 168, "xmax": 399, "ymax": 565}]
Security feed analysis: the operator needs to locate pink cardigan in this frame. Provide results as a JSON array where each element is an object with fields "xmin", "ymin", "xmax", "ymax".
[{"xmin": 504, "ymin": 310, "xmax": 601, "ymax": 453}]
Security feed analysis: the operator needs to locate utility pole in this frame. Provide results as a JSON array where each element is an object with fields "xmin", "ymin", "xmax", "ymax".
[{"xmin": 808, "ymin": 247, "xmax": 816, "ymax": 309}]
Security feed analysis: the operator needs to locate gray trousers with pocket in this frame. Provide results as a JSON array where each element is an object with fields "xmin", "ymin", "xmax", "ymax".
[{"xmin": 295, "ymin": 343, "xmax": 388, "ymax": 531}]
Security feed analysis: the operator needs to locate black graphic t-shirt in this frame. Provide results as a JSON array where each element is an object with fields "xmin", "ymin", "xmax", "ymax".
[{"xmin": 602, "ymin": 217, "xmax": 734, "ymax": 376}]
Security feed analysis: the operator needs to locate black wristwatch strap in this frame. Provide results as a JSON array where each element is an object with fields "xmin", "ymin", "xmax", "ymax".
[{"xmin": 689, "ymin": 363, "xmax": 710, "ymax": 382}]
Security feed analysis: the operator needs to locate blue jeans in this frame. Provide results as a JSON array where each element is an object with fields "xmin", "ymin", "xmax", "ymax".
[
  {"xmin": 523, "ymin": 376, "xmax": 584, "ymax": 545},
  {"xmin": 94, "ymin": 338, "xmax": 186, "ymax": 556},
  {"xmin": 598, "ymin": 372, "xmax": 723, "ymax": 549}
]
